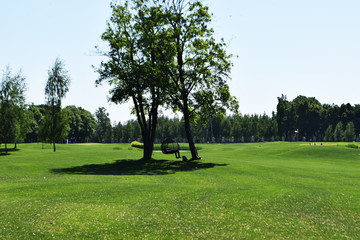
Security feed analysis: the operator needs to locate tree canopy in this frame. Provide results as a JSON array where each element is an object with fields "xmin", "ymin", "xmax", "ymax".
[
  {"xmin": 0, "ymin": 66, "xmax": 27, "ymax": 154},
  {"xmin": 96, "ymin": 0, "xmax": 238, "ymax": 160},
  {"xmin": 149, "ymin": 0, "xmax": 238, "ymax": 159},
  {"xmin": 96, "ymin": 0, "xmax": 174, "ymax": 160}
]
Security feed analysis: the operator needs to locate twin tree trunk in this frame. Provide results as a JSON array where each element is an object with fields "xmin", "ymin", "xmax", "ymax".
[
  {"xmin": 141, "ymin": 117, "xmax": 157, "ymax": 161},
  {"xmin": 183, "ymin": 98, "xmax": 201, "ymax": 160},
  {"xmin": 143, "ymin": 135, "xmax": 154, "ymax": 161},
  {"xmin": 134, "ymin": 95, "xmax": 158, "ymax": 162}
]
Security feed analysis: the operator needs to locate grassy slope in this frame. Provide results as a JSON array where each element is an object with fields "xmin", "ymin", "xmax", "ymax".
[{"xmin": 0, "ymin": 142, "xmax": 359, "ymax": 239}]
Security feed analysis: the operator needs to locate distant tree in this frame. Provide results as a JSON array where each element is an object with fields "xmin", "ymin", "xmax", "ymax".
[
  {"xmin": 230, "ymin": 114, "xmax": 242, "ymax": 142},
  {"xmin": 344, "ymin": 121, "xmax": 356, "ymax": 142},
  {"xmin": 122, "ymin": 120, "xmax": 137, "ymax": 143},
  {"xmin": 113, "ymin": 122, "xmax": 123, "ymax": 143},
  {"xmin": 276, "ymin": 94, "xmax": 295, "ymax": 140},
  {"xmin": 324, "ymin": 125, "xmax": 334, "ymax": 142},
  {"xmin": 353, "ymin": 105, "xmax": 360, "ymax": 137},
  {"xmin": 220, "ymin": 117, "xmax": 231, "ymax": 141},
  {"xmin": 14, "ymin": 107, "xmax": 32, "ymax": 147},
  {"xmin": 334, "ymin": 122, "xmax": 344, "ymax": 142},
  {"xmin": 64, "ymin": 106, "xmax": 96, "ymax": 143},
  {"xmin": 292, "ymin": 95, "xmax": 322, "ymax": 140},
  {"xmin": 93, "ymin": 107, "xmax": 113, "ymax": 143},
  {"xmin": 269, "ymin": 112, "xmax": 279, "ymax": 140},
  {"xmin": 26, "ymin": 104, "xmax": 46, "ymax": 143},
  {"xmin": 42, "ymin": 58, "xmax": 70, "ymax": 152},
  {"xmin": 0, "ymin": 66, "xmax": 26, "ymax": 154}
]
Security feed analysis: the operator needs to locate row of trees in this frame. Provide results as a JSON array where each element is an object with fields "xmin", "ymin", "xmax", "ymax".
[
  {"xmin": 116, "ymin": 98, "xmax": 360, "ymax": 143},
  {"xmin": 1, "ymin": 81, "xmax": 359, "ymax": 152},
  {"xmin": 277, "ymin": 95, "xmax": 360, "ymax": 142},
  {"xmin": 0, "ymin": 59, "xmax": 71, "ymax": 153},
  {"xmin": 21, "ymin": 98, "xmax": 360, "ymax": 145},
  {"xmin": 4, "ymin": 105, "xmax": 277, "ymax": 145}
]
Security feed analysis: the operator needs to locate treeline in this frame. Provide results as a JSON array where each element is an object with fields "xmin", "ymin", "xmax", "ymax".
[
  {"xmin": 3, "ymin": 89, "xmax": 360, "ymax": 145},
  {"xmin": 277, "ymin": 95, "xmax": 360, "ymax": 142},
  {"xmin": 13, "ymin": 95, "xmax": 360, "ymax": 144},
  {"xmin": 21, "ymin": 105, "xmax": 279, "ymax": 144}
]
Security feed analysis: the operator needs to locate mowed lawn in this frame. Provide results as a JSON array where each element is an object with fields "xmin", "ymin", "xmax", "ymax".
[{"xmin": 0, "ymin": 142, "xmax": 359, "ymax": 239}]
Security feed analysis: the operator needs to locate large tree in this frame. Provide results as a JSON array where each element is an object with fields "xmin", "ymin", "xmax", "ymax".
[
  {"xmin": 96, "ymin": 1, "xmax": 171, "ymax": 160},
  {"xmin": 0, "ymin": 67, "xmax": 27, "ymax": 154},
  {"xmin": 156, "ymin": 0, "xmax": 238, "ymax": 159},
  {"xmin": 42, "ymin": 58, "xmax": 70, "ymax": 152},
  {"xmin": 97, "ymin": 0, "xmax": 237, "ymax": 160}
]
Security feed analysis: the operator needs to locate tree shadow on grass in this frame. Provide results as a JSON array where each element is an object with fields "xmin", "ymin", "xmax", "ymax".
[
  {"xmin": 51, "ymin": 159, "xmax": 227, "ymax": 176},
  {"xmin": 0, "ymin": 148, "xmax": 20, "ymax": 156}
]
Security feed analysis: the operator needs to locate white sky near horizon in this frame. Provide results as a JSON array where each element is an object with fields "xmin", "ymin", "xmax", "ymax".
[{"xmin": 0, "ymin": 0, "xmax": 359, "ymax": 123}]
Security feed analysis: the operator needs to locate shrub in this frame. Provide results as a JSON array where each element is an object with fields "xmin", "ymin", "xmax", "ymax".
[
  {"xmin": 131, "ymin": 141, "xmax": 144, "ymax": 149},
  {"xmin": 346, "ymin": 143, "xmax": 359, "ymax": 149}
]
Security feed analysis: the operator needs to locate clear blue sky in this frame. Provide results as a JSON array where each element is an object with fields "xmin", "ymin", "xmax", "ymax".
[{"xmin": 1, "ymin": 0, "xmax": 359, "ymax": 123}]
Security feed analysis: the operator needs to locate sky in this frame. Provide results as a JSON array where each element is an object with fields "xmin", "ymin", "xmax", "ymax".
[{"xmin": 1, "ymin": 0, "xmax": 359, "ymax": 123}]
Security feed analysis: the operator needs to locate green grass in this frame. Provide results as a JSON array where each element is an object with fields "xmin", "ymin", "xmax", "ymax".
[{"xmin": 1, "ymin": 142, "xmax": 360, "ymax": 239}]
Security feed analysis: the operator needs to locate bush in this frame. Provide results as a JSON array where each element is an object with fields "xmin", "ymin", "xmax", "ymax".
[
  {"xmin": 346, "ymin": 143, "xmax": 359, "ymax": 149},
  {"xmin": 131, "ymin": 141, "xmax": 144, "ymax": 149}
]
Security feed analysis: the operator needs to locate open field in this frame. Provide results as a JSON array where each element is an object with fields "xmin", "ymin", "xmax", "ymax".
[{"xmin": 1, "ymin": 142, "xmax": 360, "ymax": 239}]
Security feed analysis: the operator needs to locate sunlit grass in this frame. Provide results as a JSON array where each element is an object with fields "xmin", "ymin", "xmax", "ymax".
[{"xmin": 0, "ymin": 142, "xmax": 359, "ymax": 239}]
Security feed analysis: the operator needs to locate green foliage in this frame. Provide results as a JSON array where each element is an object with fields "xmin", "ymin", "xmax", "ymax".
[
  {"xmin": 276, "ymin": 95, "xmax": 360, "ymax": 142},
  {"xmin": 324, "ymin": 125, "xmax": 333, "ymax": 142},
  {"xmin": 93, "ymin": 107, "xmax": 113, "ymax": 143},
  {"xmin": 157, "ymin": 0, "xmax": 238, "ymax": 158},
  {"xmin": 131, "ymin": 140, "xmax": 144, "ymax": 149},
  {"xmin": 0, "ymin": 66, "xmax": 27, "ymax": 152},
  {"xmin": 277, "ymin": 95, "xmax": 322, "ymax": 139},
  {"xmin": 45, "ymin": 58, "xmax": 70, "ymax": 107},
  {"xmin": 64, "ymin": 106, "xmax": 96, "ymax": 143},
  {"xmin": 97, "ymin": 0, "xmax": 238, "ymax": 159},
  {"xmin": 40, "ymin": 105, "xmax": 70, "ymax": 144},
  {"xmin": 96, "ymin": 0, "xmax": 171, "ymax": 160},
  {"xmin": 334, "ymin": 121, "xmax": 344, "ymax": 142},
  {"xmin": 25, "ymin": 104, "xmax": 46, "ymax": 142},
  {"xmin": 42, "ymin": 58, "xmax": 71, "ymax": 151},
  {"xmin": 344, "ymin": 121, "xmax": 356, "ymax": 142},
  {"xmin": 346, "ymin": 143, "xmax": 359, "ymax": 149}
]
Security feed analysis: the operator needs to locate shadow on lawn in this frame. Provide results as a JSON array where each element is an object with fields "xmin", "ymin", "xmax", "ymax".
[
  {"xmin": 0, "ymin": 148, "xmax": 20, "ymax": 156},
  {"xmin": 51, "ymin": 159, "xmax": 227, "ymax": 176}
]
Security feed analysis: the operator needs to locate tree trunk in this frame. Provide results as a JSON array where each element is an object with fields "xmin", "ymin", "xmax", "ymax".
[
  {"xmin": 141, "ymin": 113, "xmax": 157, "ymax": 161},
  {"xmin": 5, "ymin": 143, "xmax": 8, "ymax": 155},
  {"xmin": 142, "ymin": 137, "xmax": 154, "ymax": 161},
  {"xmin": 53, "ymin": 141, "xmax": 56, "ymax": 152},
  {"xmin": 183, "ymin": 104, "xmax": 201, "ymax": 160}
]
